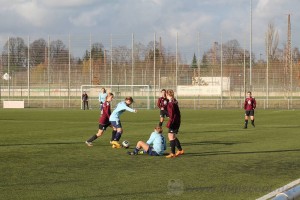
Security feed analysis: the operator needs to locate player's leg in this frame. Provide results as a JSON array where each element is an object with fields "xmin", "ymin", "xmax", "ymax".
[
  {"xmin": 159, "ymin": 110, "xmax": 164, "ymax": 126},
  {"xmin": 110, "ymin": 126, "xmax": 117, "ymax": 143},
  {"xmin": 250, "ymin": 111, "xmax": 255, "ymax": 127},
  {"xmin": 159, "ymin": 116, "xmax": 164, "ymax": 126},
  {"xmin": 244, "ymin": 111, "xmax": 249, "ymax": 129},
  {"xmin": 110, "ymin": 121, "xmax": 122, "ymax": 148},
  {"xmin": 86, "ymin": 101, "xmax": 89, "ymax": 110},
  {"xmin": 166, "ymin": 132, "xmax": 176, "ymax": 158},
  {"xmin": 171, "ymin": 129, "xmax": 184, "ymax": 156},
  {"xmin": 85, "ymin": 124, "xmax": 106, "ymax": 146},
  {"xmin": 128, "ymin": 141, "xmax": 149, "ymax": 155}
]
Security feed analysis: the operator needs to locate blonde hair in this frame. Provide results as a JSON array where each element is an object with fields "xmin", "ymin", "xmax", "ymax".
[{"xmin": 166, "ymin": 89, "xmax": 174, "ymax": 98}]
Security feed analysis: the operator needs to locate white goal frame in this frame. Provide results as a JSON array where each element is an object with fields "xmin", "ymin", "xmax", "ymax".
[{"xmin": 80, "ymin": 85, "xmax": 150, "ymax": 110}]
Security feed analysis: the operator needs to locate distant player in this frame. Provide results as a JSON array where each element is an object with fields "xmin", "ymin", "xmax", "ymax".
[
  {"xmin": 85, "ymin": 93, "xmax": 114, "ymax": 146},
  {"xmin": 127, "ymin": 126, "xmax": 167, "ymax": 156},
  {"xmin": 81, "ymin": 91, "xmax": 89, "ymax": 110},
  {"xmin": 157, "ymin": 89, "xmax": 169, "ymax": 127},
  {"xmin": 110, "ymin": 96, "xmax": 137, "ymax": 148},
  {"xmin": 99, "ymin": 88, "xmax": 107, "ymax": 114},
  {"xmin": 165, "ymin": 89, "xmax": 184, "ymax": 158},
  {"xmin": 243, "ymin": 91, "xmax": 256, "ymax": 129}
]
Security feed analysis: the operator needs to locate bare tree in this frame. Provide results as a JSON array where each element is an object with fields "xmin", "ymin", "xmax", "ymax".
[
  {"xmin": 2, "ymin": 37, "xmax": 28, "ymax": 71},
  {"xmin": 50, "ymin": 40, "xmax": 69, "ymax": 68},
  {"xmin": 30, "ymin": 38, "xmax": 47, "ymax": 66}
]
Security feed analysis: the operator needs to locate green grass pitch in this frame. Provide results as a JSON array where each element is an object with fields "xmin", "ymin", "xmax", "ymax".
[{"xmin": 0, "ymin": 109, "xmax": 300, "ymax": 200}]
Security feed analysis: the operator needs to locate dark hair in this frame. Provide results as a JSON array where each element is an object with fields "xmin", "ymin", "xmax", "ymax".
[
  {"xmin": 106, "ymin": 92, "xmax": 114, "ymax": 99},
  {"xmin": 125, "ymin": 96, "xmax": 134, "ymax": 102},
  {"xmin": 161, "ymin": 89, "xmax": 166, "ymax": 92}
]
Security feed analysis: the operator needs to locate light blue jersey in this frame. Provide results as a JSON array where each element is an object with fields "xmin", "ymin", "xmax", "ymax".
[
  {"xmin": 109, "ymin": 101, "xmax": 136, "ymax": 121},
  {"xmin": 99, "ymin": 92, "xmax": 107, "ymax": 103},
  {"xmin": 146, "ymin": 131, "xmax": 167, "ymax": 155}
]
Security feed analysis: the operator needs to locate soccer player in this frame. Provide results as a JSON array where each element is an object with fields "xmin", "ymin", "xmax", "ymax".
[
  {"xmin": 110, "ymin": 96, "xmax": 137, "ymax": 148},
  {"xmin": 165, "ymin": 89, "xmax": 184, "ymax": 158},
  {"xmin": 98, "ymin": 88, "xmax": 107, "ymax": 114},
  {"xmin": 85, "ymin": 93, "xmax": 114, "ymax": 146},
  {"xmin": 243, "ymin": 91, "xmax": 256, "ymax": 129},
  {"xmin": 157, "ymin": 89, "xmax": 169, "ymax": 127},
  {"xmin": 127, "ymin": 126, "xmax": 167, "ymax": 156}
]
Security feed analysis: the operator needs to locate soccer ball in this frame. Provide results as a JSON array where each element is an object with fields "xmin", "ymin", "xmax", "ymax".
[{"xmin": 122, "ymin": 140, "xmax": 130, "ymax": 148}]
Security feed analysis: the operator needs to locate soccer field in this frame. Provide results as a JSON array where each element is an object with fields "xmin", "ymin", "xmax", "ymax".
[{"xmin": 0, "ymin": 109, "xmax": 299, "ymax": 200}]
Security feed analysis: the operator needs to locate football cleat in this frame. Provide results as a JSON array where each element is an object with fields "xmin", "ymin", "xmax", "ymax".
[
  {"xmin": 165, "ymin": 153, "xmax": 176, "ymax": 158},
  {"xmin": 111, "ymin": 141, "xmax": 121, "ymax": 148},
  {"xmin": 85, "ymin": 141, "xmax": 93, "ymax": 147},
  {"xmin": 175, "ymin": 150, "xmax": 184, "ymax": 156},
  {"xmin": 112, "ymin": 144, "xmax": 121, "ymax": 149},
  {"xmin": 138, "ymin": 150, "xmax": 144, "ymax": 155}
]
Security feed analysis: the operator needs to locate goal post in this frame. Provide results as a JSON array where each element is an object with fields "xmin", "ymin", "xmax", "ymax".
[{"xmin": 80, "ymin": 85, "xmax": 151, "ymax": 110}]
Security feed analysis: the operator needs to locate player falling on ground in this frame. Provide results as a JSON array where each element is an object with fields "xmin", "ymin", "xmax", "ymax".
[
  {"xmin": 243, "ymin": 91, "xmax": 256, "ymax": 129},
  {"xmin": 110, "ymin": 96, "xmax": 137, "ymax": 148},
  {"xmin": 85, "ymin": 93, "xmax": 114, "ymax": 146},
  {"xmin": 157, "ymin": 89, "xmax": 169, "ymax": 127},
  {"xmin": 165, "ymin": 89, "xmax": 184, "ymax": 158},
  {"xmin": 127, "ymin": 126, "xmax": 167, "ymax": 156}
]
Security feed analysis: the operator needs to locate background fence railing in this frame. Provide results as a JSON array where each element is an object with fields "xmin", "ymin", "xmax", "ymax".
[{"xmin": 0, "ymin": 33, "xmax": 300, "ymax": 109}]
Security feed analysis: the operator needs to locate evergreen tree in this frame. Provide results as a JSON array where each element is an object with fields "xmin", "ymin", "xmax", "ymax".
[{"xmin": 190, "ymin": 53, "xmax": 197, "ymax": 68}]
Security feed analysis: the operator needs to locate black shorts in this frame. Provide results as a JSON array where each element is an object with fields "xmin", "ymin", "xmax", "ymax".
[
  {"xmin": 160, "ymin": 110, "xmax": 169, "ymax": 118},
  {"xmin": 99, "ymin": 123, "xmax": 111, "ymax": 130},
  {"xmin": 245, "ymin": 110, "xmax": 254, "ymax": 117},
  {"xmin": 147, "ymin": 147, "xmax": 160, "ymax": 156},
  {"xmin": 168, "ymin": 128, "xmax": 179, "ymax": 134}
]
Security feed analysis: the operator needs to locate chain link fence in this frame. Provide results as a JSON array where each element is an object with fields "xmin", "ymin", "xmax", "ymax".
[{"xmin": 0, "ymin": 33, "xmax": 299, "ymax": 109}]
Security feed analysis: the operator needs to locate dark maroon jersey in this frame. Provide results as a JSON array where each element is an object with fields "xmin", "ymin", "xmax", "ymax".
[
  {"xmin": 157, "ymin": 97, "xmax": 168, "ymax": 110},
  {"xmin": 244, "ymin": 97, "xmax": 256, "ymax": 111},
  {"xmin": 99, "ymin": 101, "xmax": 111, "ymax": 125},
  {"xmin": 166, "ymin": 98, "xmax": 181, "ymax": 129}
]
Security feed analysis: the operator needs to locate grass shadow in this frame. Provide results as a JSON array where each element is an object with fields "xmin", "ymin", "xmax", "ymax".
[
  {"xmin": 185, "ymin": 148, "xmax": 300, "ymax": 157},
  {"xmin": 182, "ymin": 140, "xmax": 251, "ymax": 146}
]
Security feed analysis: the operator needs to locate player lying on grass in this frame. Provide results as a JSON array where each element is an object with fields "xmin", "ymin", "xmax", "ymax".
[
  {"xmin": 110, "ymin": 96, "xmax": 137, "ymax": 148},
  {"xmin": 85, "ymin": 93, "xmax": 114, "ymax": 146},
  {"xmin": 127, "ymin": 126, "xmax": 167, "ymax": 156}
]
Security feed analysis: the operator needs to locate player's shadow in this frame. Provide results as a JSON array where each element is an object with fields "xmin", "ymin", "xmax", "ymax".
[
  {"xmin": 0, "ymin": 142, "xmax": 84, "ymax": 147},
  {"xmin": 182, "ymin": 140, "xmax": 250, "ymax": 146},
  {"xmin": 185, "ymin": 148, "xmax": 300, "ymax": 157}
]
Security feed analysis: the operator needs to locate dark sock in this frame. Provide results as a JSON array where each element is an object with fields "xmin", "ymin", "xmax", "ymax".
[
  {"xmin": 159, "ymin": 122, "xmax": 163, "ymax": 127},
  {"xmin": 133, "ymin": 147, "xmax": 139, "ymax": 154},
  {"xmin": 251, "ymin": 120, "xmax": 255, "ymax": 124},
  {"xmin": 170, "ymin": 140, "xmax": 176, "ymax": 154},
  {"xmin": 244, "ymin": 120, "xmax": 248, "ymax": 127},
  {"xmin": 174, "ymin": 138, "xmax": 182, "ymax": 151},
  {"xmin": 87, "ymin": 135, "xmax": 98, "ymax": 142},
  {"xmin": 114, "ymin": 132, "xmax": 122, "ymax": 141},
  {"xmin": 111, "ymin": 130, "xmax": 117, "ymax": 141}
]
